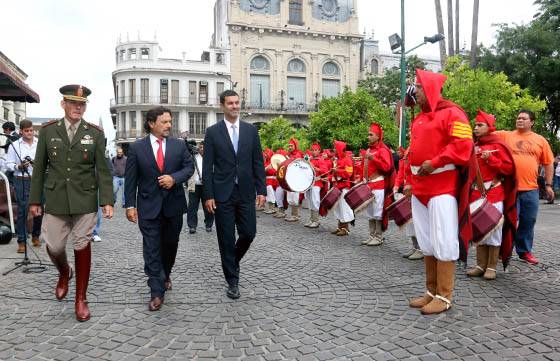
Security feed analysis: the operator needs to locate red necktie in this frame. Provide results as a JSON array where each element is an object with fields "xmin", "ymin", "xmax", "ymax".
[{"xmin": 156, "ymin": 139, "xmax": 164, "ymax": 172}]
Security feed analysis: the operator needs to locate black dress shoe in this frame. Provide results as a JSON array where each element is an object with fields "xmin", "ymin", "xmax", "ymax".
[
  {"xmin": 149, "ymin": 296, "xmax": 164, "ymax": 311},
  {"xmin": 205, "ymin": 227, "xmax": 212, "ymax": 232},
  {"xmin": 164, "ymin": 279, "xmax": 172, "ymax": 291},
  {"xmin": 226, "ymin": 285, "xmax": 240, "ymax": 299},
  {"xmin": 189, "ymin": 228, "xmax": 196, "ymax": 234}
]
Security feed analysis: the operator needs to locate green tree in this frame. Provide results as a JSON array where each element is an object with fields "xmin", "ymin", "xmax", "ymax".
[
  {"xmin": 442, "ymin": 56, "xmax": 546, "ymax": 131},
  {"xmin": 477, "ymin": 0, "xmax": 560, "ymax": 148},
  {"xmin": 308, "ymin": 88, "xmax": 397, "ymax": 152},
  {"xmin": 258, "ymin": 117, "xmax": 296, "ymax": 150}
]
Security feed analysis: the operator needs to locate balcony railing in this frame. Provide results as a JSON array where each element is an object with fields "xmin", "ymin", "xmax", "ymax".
[
  {"xmin": 110, "ymin": 96, "xmax": 221, "ymax": 107},
  {"xmin": 115, "ymin": 130, "xmax": 205, "ymax": 140},
  {"xmin": 242, "ymin": 102, "xmax": 318, "ymax": 113}
]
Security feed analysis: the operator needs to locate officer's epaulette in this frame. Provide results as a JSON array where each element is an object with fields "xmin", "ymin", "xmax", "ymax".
[
  {"xmin": 41, "ymin": 119, "xmax": 59, "ymax": 128},
  {"xmin": 86, "ymin": 122, "xmax": 103, "ymax": 132}
]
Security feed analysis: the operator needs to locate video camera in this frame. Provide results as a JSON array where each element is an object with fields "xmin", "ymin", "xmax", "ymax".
[{"xmin": 185, "ymin": 139, "xmax": 199, "ymax": 155}]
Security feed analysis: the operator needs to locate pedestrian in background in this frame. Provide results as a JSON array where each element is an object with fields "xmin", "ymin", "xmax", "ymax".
[
  {"xmin": 112, "ymin": 147, "xmax": 127, "ymax": 207},
  {"xmin": 187, "ymin": 141, "xmax": 214, "ymax": 234}
]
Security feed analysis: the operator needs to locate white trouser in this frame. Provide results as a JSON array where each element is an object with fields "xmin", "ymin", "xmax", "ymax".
[
  {"xmin": 287, "ymin": 191, "xmax": 300, "ymax": 206},
  {"xmin": 304, "ymin": 186, "xmax": 321, "ymax": 211},
  {"xmin": 411, "ymin": 194, "xmax": 459, "ymax": 261},
  {"xmin": 479, "ymin": 201, "xmax": 504, "ymax": 247},
  {"xmin": 275, "ymin": 187, "xmax": 285, "ymax": 208},
  {"xmin": 364, "ymin": 189, "xmax": 385, "ymax": 221},
  {"xmin": 334, "ymin": 188, "xmax": 354, "ymax": 223},
  {"xmin": 266, "ymin": 185, "xmax": 276, "ymax": 203},
  {"xmin": 405, "ymin": 220, "xmax": 416, "ymax": 237}
]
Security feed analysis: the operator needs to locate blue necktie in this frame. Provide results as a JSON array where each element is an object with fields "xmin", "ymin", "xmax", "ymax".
[{"xmin": 231, "ymin": 124, "xmax": 238, "ymax": 154}]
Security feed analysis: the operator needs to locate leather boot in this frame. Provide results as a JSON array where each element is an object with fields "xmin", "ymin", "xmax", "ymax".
[
  {"xmin": 46, "ymin": 246, "xmax": 73, "ymax": 300},
  {"xmin": 304, "ymin": 209, "xmax": 313, "ymax": 227},
  {"xmin": 285, "ymin": 205, "xmax": 299, "ymax": 222},
  {"xmin": 336, "ymin": 222, "xmax": 350, "ymax": 236},
  {"xmin": 466, "ymin": 245, "xmax": 488, "ymax": 277},
  {"xmin": 362, "ymin": 220, "xmax": 375, "ymax": 245},
  {"xmin": 331, "ymin": 221, "xmax": 342, "ymax": 234},
  {"xmin": 410, "ymin": 255, "xmax": 437, "ymax": 308},
  {"xmin": 421, "ymin": 260, "xmax": 455, "ymax": 315},
  {"xmin": 74, "ymin": 242, "xmax": 91, "ymax": 322},
  {"xmin": 484, "ymin": 246, "xmax": 500, "ymax": 280},
  {"xmin": 273, "ymin": 207, "xmax": 285, "ymax": 218},
  {"xmin": 264, "ymin": 202, "xmax": 276, "ymax": 214},
  {"xmin": 308, "ymin": 210, "xmax": 320, "ymax": 228}
]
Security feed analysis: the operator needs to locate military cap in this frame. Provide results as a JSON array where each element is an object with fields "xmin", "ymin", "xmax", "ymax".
[{"xmin": 60, "ymin": 84, "xmax": 91, "ymax": 102}]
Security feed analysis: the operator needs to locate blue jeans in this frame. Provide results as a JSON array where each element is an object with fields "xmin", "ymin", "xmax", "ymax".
[
  {"xmin": 13, "ymin": 177, "xmax": 42, "ymax": 243},
  {"xmin": 113, "ymin": 176, "xmax": 125, "ymax": 205},
  {"xmin": 92, "ymin": 207, "xmax": 102, "ymax": 236},
  {"xmin": 515, "ymin": 190, "xmax": 539, "ymax": 255},
  {"xmin": 553, "ymin": 175, "xmax": 560, "ymax": 192}
]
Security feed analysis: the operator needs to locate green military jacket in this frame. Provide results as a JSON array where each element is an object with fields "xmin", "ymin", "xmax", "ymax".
[{"xmin": 29, "ymin": 118, "xmax": 113, "ymax": 215}]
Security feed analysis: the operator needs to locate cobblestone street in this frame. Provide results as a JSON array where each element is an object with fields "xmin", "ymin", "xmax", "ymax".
[{"xmin": 1, "ymin": 199, "xmax": 559, "ymax": 361}]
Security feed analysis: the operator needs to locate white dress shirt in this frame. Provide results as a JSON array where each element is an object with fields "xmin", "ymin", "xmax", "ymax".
[
  {"xmin": 6, "ymin": 137, "xmax": 38, "ymax": 177},
  {"xmin": 224, "ymin": 118, "xmax": 240, "ymax": 146},
  {"xmin": 149, "ymin": 134, "xmax": 166, "ymax": 161},
  {"xmin": 192, "ymin": 153, "xmax": 203, "ymax": 185}
]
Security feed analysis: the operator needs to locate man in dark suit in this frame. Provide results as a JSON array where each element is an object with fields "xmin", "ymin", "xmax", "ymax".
[
  {"xmin": 124, "ymin": 106, "xmax": 194, "ymax": 311},
  {"xmin": 203, "ymin": 90, "xmax": 266, "ymax": 299}
]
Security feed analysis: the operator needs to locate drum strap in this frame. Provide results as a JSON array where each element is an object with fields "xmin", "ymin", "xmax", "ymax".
[
  {"xmin": 435, "ymin": 294, "xmax": 452, "ymax": 308},
  {"xmin": 410, "ymin": 164, "xmax": 456, "ymax": 175},
  {"xmin": 473, "ymin": 157, "xmax": 487, "ymax": 197}
]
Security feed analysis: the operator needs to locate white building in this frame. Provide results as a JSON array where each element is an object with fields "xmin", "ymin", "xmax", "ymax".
[{"xmin": 110, "ymin": 38, "xmax": 231, "ymax": 146}]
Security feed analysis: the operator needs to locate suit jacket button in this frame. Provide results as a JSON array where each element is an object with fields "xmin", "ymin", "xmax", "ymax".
[{"xmin": 66, "ymin": 178, "xmax": 70, "ymax": 181}]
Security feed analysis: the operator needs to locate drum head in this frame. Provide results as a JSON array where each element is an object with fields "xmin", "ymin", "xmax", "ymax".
[
  {"xmin": 285, "ymin": 160, "xmax": 315, "ymax": 192},
  {"xmin": 470, "ymin": 198, "xmax": 484, "ymax": 214}
]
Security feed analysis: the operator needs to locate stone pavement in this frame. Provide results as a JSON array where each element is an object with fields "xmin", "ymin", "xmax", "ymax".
[{"xmin": 0, "ymin": 199, "xmax": 559, "ymax": 361}]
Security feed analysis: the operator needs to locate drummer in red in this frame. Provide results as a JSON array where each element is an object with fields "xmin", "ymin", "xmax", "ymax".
[
  {"xmin": 407, "ymin": 69, "xmax": 474, "ymax": 315},
  {"xmin": 273, "ymin": 148, "xmax": 288, "ymax": 218},
  {"xmin": 361, "ymin": 123, "xmax": 395, "ymax": 246},
  {"xmin": 467, "ymin": 110, "xmax": 517, "ymax": 280},
  {"xmin": 284, "ymin": 138, "xmax": 305, "ymax": 222},
  {"xmin": 263, "ymin": 149, "xmax": 279, "ymax": 214},
  {"xmin": 304, "ymin": 143, "xmax": 328, "ymax": 228},
  {"xmin": 331, "ymin": 141, "xmax": 355, "ymax": 236}
]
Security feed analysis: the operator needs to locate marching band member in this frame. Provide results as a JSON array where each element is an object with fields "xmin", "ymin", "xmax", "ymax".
[
  {"xmin": 332, "ymin": 141, "xmax": 354, "ymax": 236},
  {"xmin": 285, "ymin": 138, "xmax": 304, "ymax": 222},
  {"xmin": 393, "ymin": 146, "xmax": 423, "ymax": 260},
  {"xmin": 407, "ymin": 69, "xmax": 474, "ymax": 315},
  {"xmin": 273, "ymin": 149, "xmax": 288, "ymax": 218},
  {"xmin": 263, "ymin": 149, "xmax": 278, "ymax": 214},
  {"xmin": 467, "ymin": 110, "xmax": 517, "ymax": 280},
  {"xmin": 304, "ymin": 143, "xmax": 328, "ymax": 228},
  {"xmin": 362, "ymin": 123, "xmax": 395, "ymax": 246}
]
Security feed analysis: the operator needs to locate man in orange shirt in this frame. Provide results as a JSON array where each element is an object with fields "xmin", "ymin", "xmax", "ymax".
[{"xmin": 496, "ymin": 110, "xmax": 554, "ymax": 265}]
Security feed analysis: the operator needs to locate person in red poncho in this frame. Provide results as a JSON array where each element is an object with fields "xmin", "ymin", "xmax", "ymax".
[
  {"xmin": 406, "ymin": 69, "xmax": 474, "ymax": 315},
  {"xmin": 263, "ymin": 148, "xmax": 279, "ymax": 214},
  {"xmin": 284, "ymin": 138, "xmax": 304, "ymax": 222},
  {"xmin": 273, "ymin": 148, "xmax": 288, "ymax": 219},
  {"xmin": 467, "ymin": 110, "xmax": 517, "ymax": 280},
  {"xmin": 331, "ymin": 141, "xmax": 355, "ymax": 235},
  {"xmin": 304, "ymin": 143, "xmax": 328, "ymax": 228},
  {"xmin": 360, "ymin": 123, "xmax": 395, "ymax": 246}
]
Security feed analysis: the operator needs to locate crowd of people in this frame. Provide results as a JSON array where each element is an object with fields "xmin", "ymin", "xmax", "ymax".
[{"xmin": 0, "ymin": 69, "xmax": 557, "ymax": 321}]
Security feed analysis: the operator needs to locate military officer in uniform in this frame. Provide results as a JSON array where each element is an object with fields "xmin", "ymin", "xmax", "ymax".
[{"xmin": 29, "ymin": 85, "xmax": 113, "ymax": 322}]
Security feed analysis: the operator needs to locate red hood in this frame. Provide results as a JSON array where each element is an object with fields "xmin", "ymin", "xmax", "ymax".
[
  {"xmin": 416, "ymin": 69, "xmax": 447, "ymax": 118},
  {"xmin": 289, "ymin": 138, "xmax": 299, "ymax": 150},
  {"xmin": 334, "ymin": 141, "xmax": 347, "ymax": 158}
]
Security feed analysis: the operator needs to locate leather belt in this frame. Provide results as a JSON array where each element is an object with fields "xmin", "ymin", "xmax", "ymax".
[
  {"xmin": 410, "ymin": 164, "xmax": 456, "ymax": 175},
  {"xmin": 367, "ymin": 175, "xmax": 384, "ymax": 183},
  {"xmin": 14, "ymin": 175, "xmax": 31, "ymax": 179}
]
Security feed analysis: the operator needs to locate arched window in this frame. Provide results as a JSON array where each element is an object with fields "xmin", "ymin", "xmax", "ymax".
[
  {"xmin": 287, "ymin": 59, "xmax": 307, "ymax": 109},
  {"xmin": 322, "ymin": 61, "xmax": 340, "ymax": 99},
  {"xmin": 371, "ymin": 58, "xmax": 379, "ymax": 75},
  {"xmin": 250, "ymin": 56, "xmax": 271, "ymax": 109},
  {"xmin": 289, "ymin": 0, "xmax": 304, "ymax": 25}
]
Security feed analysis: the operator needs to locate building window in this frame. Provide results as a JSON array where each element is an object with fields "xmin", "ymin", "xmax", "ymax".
[
  {"xmin": 171, "ymin": 80, "xmax": 180, "ymax": 104},
  {"xmin": 15, "ymin": 113, "xmax": 20, "ymax": 124},
  {"xmin": 129, "ymin": 79, "xmax": 136, "ymax": 103},
  {"xmin": 119, "ymin": 49, "xmax": 125, "ymax": 62},
  {"xmin": 199, "ymin": 81, "xmax": 208, "ymax": 104},
  {"xmin": 189, "ymin": 112, "xmax": 207, "ymax": 135},
  {"xmin": 216, "ymin": 53, "xmax": 225, "ymax": 64},
  {"xmin": 322, "ymin": 62, "xmax": 341, "ymax": 99},
  {"xmin": 141, "ymin": 78, "xmax": 149, "ymax": 103},
  {"xmin": 120, "ymin": 80, "xmax": 125, "ymax": 103},
  {"xmin": 141, "ymin": 48, "xmax": 150, "ymax": 60},
  {"xmin": 371, "ymin": 58, "xmax": 379, "ymax": 75},
  {"xmin": 120, "ymin": 112, "xmax": 127, "ymax": 133},
  {"xmin": 160, "ymin": 79, "xmax": 168, "ymax": 104},
  {"xmin": 130, "ymin": 111, "xmax": 137, "ymax": 132},
  {"xmin": 128, "ymin": 48, "xmax": 137, "ymax": 60},
  {"xmin": 216, "ymin": 113, "xmax": 224, "ymax": 123},
  {"xmin": 287, "ymin": 77, "xmax": 306, "ymax": 109},
  {"xmin": 216, "ymin": 82, "xmax": 225, "ymax": 100},
  {"xmin": 189, "ymin": 81, "xmax": 197, "ymax": 104},
  {"xmin": 171, "ymin": 112, "xmax": 180, "ymax": 136},
  {"xmin": 288, "ymin": 58, "xmax": 306, "ymax": 73},
  {"xmin": 3, "ymin": 107, "xmax": 8, "ymax": 120},
  {"xmin": 141, "ymin": 111, "xmax": 148, "ymax": 135},
  {"xmin": 250, "ymin": 56, "xmax": 271, "ymax": 109},
  {"xmin": 289, "ymin": 0, "xmax": 304, "ymax": 25}
]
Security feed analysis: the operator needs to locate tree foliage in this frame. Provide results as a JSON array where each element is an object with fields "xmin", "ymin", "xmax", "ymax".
[
  {"xmin": 258, "ymin": 117, "xmax": 309, "ymax": 151},
  {"xmin": 442, "ymin": 56, "xmax": 546, "ymax": 131},
  {"xmin": 477, "ymin": 0, "xmax": 560, "ymax": 148},
  {"xmin": 307, "ymin": 88, "xmax": 398, "ymax": 153}
]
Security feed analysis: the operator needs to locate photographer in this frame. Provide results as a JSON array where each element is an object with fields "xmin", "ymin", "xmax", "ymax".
[
  {"xmin": 5, "ymin": 120, "xmax": 42, "ymax": 252},
  {"xmin": 186, "ymin": 140, "xmax": 214, "ymax": 234}
]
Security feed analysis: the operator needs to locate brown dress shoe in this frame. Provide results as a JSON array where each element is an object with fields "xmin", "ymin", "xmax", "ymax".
[
  {"xmin": 32, "ymin": 236, "xmax": 41, "ymax": 247},
  {"xmin": 17, "ymin": 243, "xmax": 25, "ymax": 253},
  {"xmin": 149, "ymin": 296, "xmax": 164, "ymax": 311},
  {"xmin": 164, "ymin": 279, "xmax": 172, "ymax": 291}
]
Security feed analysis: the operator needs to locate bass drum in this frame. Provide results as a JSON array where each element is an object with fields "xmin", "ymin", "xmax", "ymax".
[{"xmin": 276, "ymin": 158, "xmax": 315, "ymax": 193}]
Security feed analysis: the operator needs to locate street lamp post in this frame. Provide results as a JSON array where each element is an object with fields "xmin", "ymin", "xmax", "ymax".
[{"xmin": 389, "ymin": 1, "xmax": 445, "ymax": 147}]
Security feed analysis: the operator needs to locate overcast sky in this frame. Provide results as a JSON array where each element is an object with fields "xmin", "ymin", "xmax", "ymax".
[{"xmin": 1, "ymin": 0, "xmax": 538, "ymax": 138}]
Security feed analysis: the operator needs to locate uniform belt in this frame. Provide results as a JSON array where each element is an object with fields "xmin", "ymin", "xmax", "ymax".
[
  {"xmin": 14, "ymin": 175, "xmax": 31, "ymax": 179},
  {"xmin": 410, "ymin": 164, "xmax": 456, "ymax": 175},
  {"xmin": 367, "ymin": 175, "xmax": 384, "ymax": 183},
  {"xmin": 266, "ymin": 176, "xmax": 276, "ymax": 179},
  {"xmin": 484, "ymin": 181, "xmax": 501, "ymax": 189}
]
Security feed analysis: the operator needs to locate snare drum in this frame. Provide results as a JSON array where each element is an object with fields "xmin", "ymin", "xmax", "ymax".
[
  {"xmin": 344, "ymin": 183, "xmax": 375, "ymax": 214},
  {"xmin": 276, "ymin": 158, "xmax": 315, "ymax": 193},
  {"xmin": 470, "ymin": 198, "xmax": 504, "ymax": 243},
  {"xmin": 387, "ymin": 196, "xmax": 412, "ymax": 227},
  {"xmin": 320, "ymin": 187, "xmax": 341, "ymax": 211}
]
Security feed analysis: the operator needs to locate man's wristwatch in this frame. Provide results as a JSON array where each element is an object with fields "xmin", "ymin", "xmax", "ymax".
[{"xmin": 546, "ymin": 183, "xmax": 553, "ymax": 187}]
